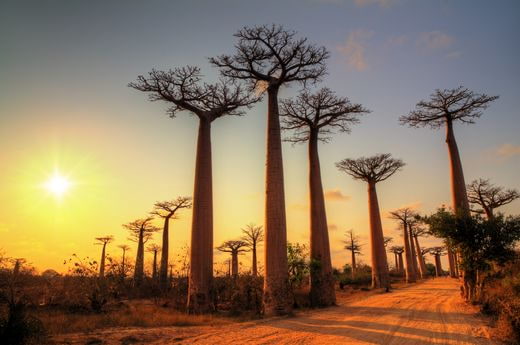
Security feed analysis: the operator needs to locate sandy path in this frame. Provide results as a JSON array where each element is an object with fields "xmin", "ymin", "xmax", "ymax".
[{"xmin": 54, "ymin": 278, "xmax": 495, "ymax": 345}]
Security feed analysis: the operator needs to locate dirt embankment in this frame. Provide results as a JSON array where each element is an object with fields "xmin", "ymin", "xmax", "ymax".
[{"xmin": 54, "ymin": 278, "xmax": 496, "ymax": 345}]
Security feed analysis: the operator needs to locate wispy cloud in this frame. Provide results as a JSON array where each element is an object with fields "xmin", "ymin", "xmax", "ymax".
[
  {"xmin": 324, "ymin": 188, "xmax": 350, "ymax": 201},
  {"xmin": 329, "ymin": 223, "xmax": 339, "ymax": 231},
  {"xmin": 496, "ymin": 143, "xmax": 520, "ymax": 158},
  {"xmin": 337, "ymin": 30, "xmax": 374, "ymax": 71},
  {"xmin": 417, "ymin": 31, "xmax": 455, "ymax": 53},
  {"xmin": 353, "ymin": 0, "xmax": 395, "ymax": 7}
]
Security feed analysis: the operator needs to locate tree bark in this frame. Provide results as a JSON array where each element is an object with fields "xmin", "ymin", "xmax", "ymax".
[
  {"xmin": 99, "ymin": 243, "xmax": 106, "ymax": 279},
  {"xmin": 252, "ymin": 245, "xmax": 258, "ymax": 276},
  {"xmin": 187, "ymin": 117, "xmax": 214, "ymax": 313},
  {"xmin": 413, "ymin": 235, "xmax": 427, "ymax": 278},
  {"xmin": 447, "ymin": 249, "xmax": 457, "ymax": 278},
  {"xmin": 159, "ymin": 216, "xmax": 171, "ymax": 289},
  {"xmin": 134, "ymin": 228, "xmax": 145, "ymax": 286},
  {"xmin": 394, "ymin": 253, "xmax": 399, "ymax": 272},
  {"xmin": 445, "ymin": 118, "xmax": 470, "ymax": 214},
  {"xmin": 402, "ymin": 223, "xmax": 416, "ymax": 283},
  {"xmin": 351, "ymin": 249, "xmax": 356, "ymax": 279},
  {"xmin": 367, "ymin": 181, "xmax": 390, "ymax": 290},
  {"xmin": 308, "ymin": 133, "xmax": 335, "ymax": 307},
  {"xmin": 398, "ymin": 253, "xmax": 404, "ymax": 274},
  {"xmin": 408, "ymin": 226, "xmax": 420, "ymax": 279},
  {"xmin": 152, "ymin": 251, "xmax": 158, "ymax": 280},
  {"xmin": 263, "ymin": 85, "xmax": 291, "ymax": 316},
  {"xmin": 121, "ymin": 249, "xmax": 126, "ymax": 278},
  {"xmin": 232, "ymin": 253, "xmax": 238, "ymax": 277},
  {"xmin": 434, "ymin": 255, "xmax": 442, "ymax": 277}
]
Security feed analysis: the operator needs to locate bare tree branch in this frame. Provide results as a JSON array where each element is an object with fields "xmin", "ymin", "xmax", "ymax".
[
  {"xmin": 336, "ymin": 153, "xmax": 405, "ymax": 183},
  {"xmin": 467, "ymin": 178, "xmax": 519, "ymax": 218}
]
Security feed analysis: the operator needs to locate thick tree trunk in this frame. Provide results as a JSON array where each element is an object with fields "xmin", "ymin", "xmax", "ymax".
[
  {"xmin": 308, "ymin": 133, "xmax": 335, "ymax": 307},
  {"xmin": 263, "ymin": 85, "xmax": 291, "ymax": 316},
  {"xmin": 99, "ymin": 243, "xmax": 106, "ymax": 279},
  {"xmin": 152, "ymin": 251, "xmax": 158, "ymax": 280},
  {"xmin": 231, "ymin": 253, "xmax": 238, "ymax": 277},
  {"xmin": 394, "ymin": 253, "xmax": 399, "ymax": 272},
  {"xmin": 351, "ymin": 250, "xmax": 356, "ymax": 278},
  {"xmin": 447, "ymin": 249, "xmax": 457, "ymax": 278},
  {"xmin": 446, "ymin": 119, "xmax": 470, "ymax": 215},
  {"xmin": 402, "ymin": 224, "xmax": 416, "ymax": 283},
  {"xmin": 413, "ymin": 235, "xmax": 427, "ymax": 278},
  {"xmin": 434, "ymin": 255, "xmax": 443, "ymax": 277},
  {"xmin": 408, "ymin": 227, "xmax": 420, "ymax": 279},
  {"xmin": 121, "ymin": 250, "xmax": 126, "ymax": 278},
  {"xmin": 252, "ymin": 245, "xmax": 258, "ymax": 276},
  {"xmin": 367, "ymin": 182, "xmax": 390, "ymax": 290},
  {"xmin": 187, "ymin": 118, "xmax": 214, "ymax": 313},
  {"xmin": 398, "ymin": 253, "xmax": 404, "ymax": 274},
  {"xmin": 159, "ymin": 216, "xmax": 171, "ymax": 289},
  {"xmin": 134, "ymin": 229, "xmax": 145, "ymax": 286}
]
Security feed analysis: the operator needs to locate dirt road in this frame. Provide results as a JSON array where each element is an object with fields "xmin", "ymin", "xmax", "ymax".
[{"xmin": 55, "ymin": 278, "xmax": 496, "ymax": 345}]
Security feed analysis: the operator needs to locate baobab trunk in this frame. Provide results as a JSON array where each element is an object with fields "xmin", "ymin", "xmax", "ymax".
[
  {"xmin": 447, "ymin": 249, "xmax": 456, "ymax": 278},
  {"xmin": 187, "ymin": 118, "xmax": 214, "ymax": 313},
  {"xmin": 231, "ymin": 253, "xmax": 238, "ymax": 277},
  {"xmin": 398, "ymin": 253, "xmax": 404, "ymax": 274},
  {"xmin": 134, "ymin": 229, "xmax": 145, "ymax": 286},
  {"xmin": 159, "ymin": 215, "xmax": 171, "ymax": 289},
  {"xmin": 263, "ymin": 85, "xmax": 291, "ymax": 316},
  {"xmin": 367, "ymin": 181, "xmax": 390, "ymax": 289},
  {"xmin": 252, "ymin": 245, "xmax": 258, "ymax": 276},
  {"xmin": 308, "ymin": 132, "xmax": 335, "ymax": 306},
  {"xmin": 351, "ymin": 249, "xmax": 357, "ymax": 279},
  {"xmin": 446, "ymin": 119, "xmax": 470, "ymax": 215},
  {"xmin": 99, "ymin": 243, "xmax": 107, "ymax": 279},
  {"xmin": 413, "ymin": 235, "xmax": 426, "ymax": 278},
  {"xmin": 434, "ymin": 255, "xmax": 443, "ymax": 277},
  {"xmin": 402, "ymin": 224, "xmax": 416, "ymax": 283},
  {"xmin": 393, "ymin": 253, "xmax": 399, "ymax": 272},
  {"xmin": 408, "ymin": 226, "xmax": 420, "ymax": 279},
  {"xmin": 152, "ymin": 250, "xmax": 158, "ymax": 280},
  {"xmin": 121, "ymin": 250, "xmax": 126, "ymax": 278}
]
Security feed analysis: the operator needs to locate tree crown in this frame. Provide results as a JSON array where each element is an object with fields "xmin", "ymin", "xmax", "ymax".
[
  {"xmin": 468, "ymin": 178, "xmax": 519, "ymax": 214},
  {"xmin": 210, "ymin": 24, "xmax": 329, "ymax": 90},
  {"xmin": 400, "ymin": 86, "xmax": 498, "ymax": 129},
  {"xmin": 280, "ymin": 88, "xmax": 369, "ymax": 143},
  {"xmin": 241, "ymin": 223, "xmax": 264, "ymax": 247},
  {"xmin": 217, "ymin": 240, "xmax": 250, "ymax": 254},
  {"xmin": 151, "ymin": 196, "xmax": 193, "ymax": 219},
  {"xmin": 336, "ymin": 153, "xmax": 404, "ymax": 183},
  {"xmin": 95, "ymin": 235, "xmax": 114, "ymax": 245}
]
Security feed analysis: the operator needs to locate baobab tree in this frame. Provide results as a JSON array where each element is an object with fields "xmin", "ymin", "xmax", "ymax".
[
  {"xmin": 211, "ymin": 24, "xmax": 329, "ymax": 315},
  {"xmin": 467, "ymin": 178, "xmax": 519, "ymax": 219},
  {"xmin": 406, "ymin": 219, "xmax": 421, "ymax": 279},
  {"xmin": 400, "ymin": 87, "xmax": 498, "ymax": 287},
  {"xmin": 151, "ymin": 196, "xmax": 192, "ymax": 289},
  {"xmin": 388, "ymin": 208, "xmax": 417, "ymax": 283},
  {"xmin": 410, "ymin": 223, "xmax": 429, "ymax": 278},
  {"xmin": 336, "ymin": 154, "xmax": 405, "ymax": 289},
  {"xmin": 95, "ymin": 236, "xmax": 114, "ymax": 279},
  {"xmin": 130, "ymin": 66, "xmax": 257, "ymax": 313},
  {"xmin": 343, "ymin": 229, "xmax": 362, "ymax": 278},
  {"xmin": 147, "ymin": 244, "xmax": 161, "ymax": 281},
  {"xmin": 217, "ymin": 240, "xmax": 249, "ymax": 277},
  {"xmin": 429, "ymin": 247, "xmax": 446, "ymax": 277},
  {"xmin": 280, "ymin": 88, "xmax": 368, "ymax": 306},
  {"xmin": 118, "ymin": 244, "xmax": 130, "ymax": 278},
  {"xmin": 124, "ymin": 217, "xmax": 159, "ymax": 286},
  {"xmin": 389, "ymin": 246, "xmax": 404, "ymax": 273},
  {"xmin": 241, "ymin": 223, "xmax": 264, "ymax": 276}
]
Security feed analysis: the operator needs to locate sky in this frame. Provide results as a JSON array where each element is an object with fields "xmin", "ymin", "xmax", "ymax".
[{"xmin": 1, "ymin": 0, "xmax": 519, "ymax": 273}]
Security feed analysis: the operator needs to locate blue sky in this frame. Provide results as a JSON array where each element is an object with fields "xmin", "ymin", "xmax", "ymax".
[{"xmin": 0, "ymin": 0, "xmax": 519, "ymax": 271}]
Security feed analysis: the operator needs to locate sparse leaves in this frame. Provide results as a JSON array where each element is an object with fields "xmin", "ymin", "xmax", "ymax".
[{"xmin": 336, "ymin": 153, "xmax": 405, "ymax": 183}]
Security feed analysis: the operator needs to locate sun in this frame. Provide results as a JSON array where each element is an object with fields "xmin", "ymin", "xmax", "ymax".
[{"xmin": 44, "ymin": 173, "xmax": 71, "ymax": 197}]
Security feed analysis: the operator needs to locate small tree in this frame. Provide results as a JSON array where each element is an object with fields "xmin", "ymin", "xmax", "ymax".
[
  {"xmin": 336, "ymin": 154, "xmax": 404, "ymax": 290},
  {"xmin": 211, "ymin": 24, "xmax": 329, "ymax": 316},
  {"xmin": 287, "ymin": 243, "xmax": 310, "ymax": 290},
  {"xmin": 147, "ymin": 244, "xmax": 161, "ymax": 280},
  {"xmin": 123, "ymin": 217, "xmax": 160, "ymax": 286},
  {"xmin": 216, "ymin": 240, "xmax": 249, "ymax": 277},
  {"xmin": 241, "ymin": 223, "xmax": 264, "ymax": 276},
  {"xmin": 428, "ymin": 247, "xmax": 446, "ymax": 277},
  {"xmin": 343, "ymin": 229, "xmax": 362, "ymax": 278},
  {"xmin": 151, "ymin": 196, "xmax": 192, "ymax": 289},
  {"xmin": 94, "ymin": 236, "xmax": 114, "ymax": 279},
  {"xmin": 467, "ymin": 178, "xmax": 519, "ymax": 219},
  {"xmin": 118, "ymin": 244, "xmax": 130, "ymax": 278},
  {"xmin": 388, "ymin": 208, "xmax": 417, "ymax": 283}
]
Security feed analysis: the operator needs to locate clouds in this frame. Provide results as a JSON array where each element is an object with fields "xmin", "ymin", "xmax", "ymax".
[
  {"xmin": 353, "ymin": 0, "xmax": 395, "ymax": 7},
  {"xmin": 324, "ymin": 189, "xmax": 351, "ymax": 201},
  {"xmin": 337, "ymin": 30, "xmax": 374, "ymax": 71},
  {"xmin": 417, "ymin": 31, "xmax": 455, "ymax": 52},
  {"xmin": 496, "ymin": 143, "xmax": 520, "ymax": 158}
]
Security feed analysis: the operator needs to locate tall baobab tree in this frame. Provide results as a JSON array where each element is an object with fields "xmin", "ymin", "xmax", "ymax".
[
  {"xmin": 217, "ymin": 240, "xmax": 249, "ymax": 277},
  {"xmin": 410, "ymin": 222, "xmax": 429, "ymax": 279},
  {"xmin": 118, "ymin": 244, "xmax": 130, "ymax": 278},
  {"xmin": 211, "ymin": 25, "xmax": 329, "ymax": 316},
  {"xmin": 95, "ymin": 236, "xmax": 114, "ymax": 279},
  {"xmin": 147, "ymin": 244, "xmax": 161, "ymax": 281},
  {"xmin": 336, "ymin": 154, "xmax": 405, "ymax": 289},
  {"xmin": 467, "ymin": 178, "xmax": 519, "ymax": 219},
  {"xmin": 388, "ymin": 208, "xmax": 417, "ymax": 283},
  {"xmin": 429, "ymin": 247, "xmax": 446, "ymax": 277},
  {"xmin": 400, "ymin": 87, "xmax": 498, "ymax": 288},
  {"xmin": 241, "ymin": 223, "xmax": 264, "ymax": 276},
  {"xmin": 151, "ymin": 197, "xmax": 192, "ymax": 289},
  {"xmin": 406, "ymin": 219, "xmax": 421, "ymax": 279},
  {"xmin": 389, "ymin": 246, "xmax": 404, "ymax": 273},
  {"xmin": 124, "ymin": 217, "xmax": 159, "ymax": 286},
  {"xmin": 343, "ymin": 229, "xmax": 362, "ymax": 278},
  {"xmin": 130, "ymin": 66, "xmax": 257, "ymax": 313},
  {"xmin": 280, "ymin": 88, "xmax": 368, "ymax": 306}
]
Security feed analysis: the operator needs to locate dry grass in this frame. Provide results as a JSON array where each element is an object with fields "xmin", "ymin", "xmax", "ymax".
[{"xmin": 36, "ymin": 301, "xmax": 228, "ymax": 335}]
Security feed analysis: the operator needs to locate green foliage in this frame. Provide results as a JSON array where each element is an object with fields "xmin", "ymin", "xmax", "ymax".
[
  {"xmin": 425, "ymin": 263, "xmax": 436, "ymax": 277},
  {"xmin": 287, "ymin": 243, "xmax": 309, "ymax": 289}
]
